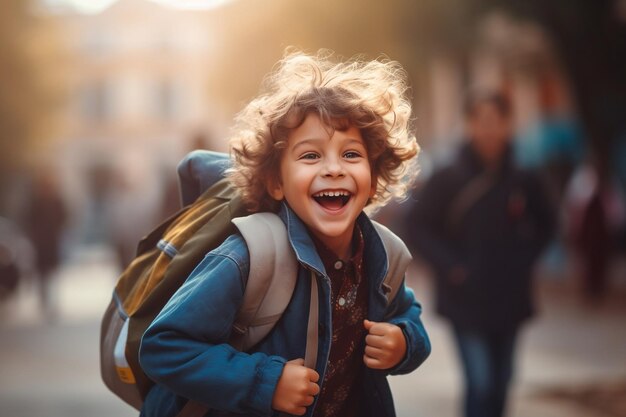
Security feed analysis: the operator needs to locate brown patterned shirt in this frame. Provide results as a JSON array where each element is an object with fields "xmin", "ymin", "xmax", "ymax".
[{"xmin": 311, "ymin": 226, "xmax": 368, "ymax": 417}]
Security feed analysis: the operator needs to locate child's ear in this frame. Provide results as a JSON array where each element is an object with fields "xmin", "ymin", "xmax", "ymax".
[
  {"xmin": 267, "ymin": 178, "xmax": 284, "ymax": 201},
  {"xmin": 369, "ymin": 175, "xmax": 377, "ymax": 198}
]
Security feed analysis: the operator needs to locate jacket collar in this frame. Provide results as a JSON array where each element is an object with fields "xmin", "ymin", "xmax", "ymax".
[{"xmin": 277, "ymin": 202, "xmax": 388, "ymax": 285}]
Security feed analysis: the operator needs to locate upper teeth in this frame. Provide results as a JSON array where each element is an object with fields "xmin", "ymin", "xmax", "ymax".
[{"xmin": 313, "ymin": 190, "xmax": 350, "ymax": 197}]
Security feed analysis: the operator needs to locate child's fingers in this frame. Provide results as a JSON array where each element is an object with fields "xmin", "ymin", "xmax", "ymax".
[
  {"xmin": 364, "ymin": 345, "xmax": 384, "ymax": 359},
  {"xmin": 363, "ymin": 354, "xmax": 385, "ymax": 369},
  {"xmin": 302, "ymin": 393, "xmax": 316, "ymax": 407},
  {"xmin": 307, "ymin": 368, "xmax": 320, "ymax": 383},
  {"xmin": 291, "ymin": 406, "xmax": 307, "ymax": 416},
  {"xmin": 287, "ymin": 358, "xmax": 305, "ymax": 366},
  {"xmin": 309, "ymin": 381, "xmax": 321, "ymax": 396},
  {"xmin": 364, "ymin": 320, "xmax": 390, "ymax": 336},
  {"xmin": 365, "ymin": 333, "xmax": 387, "ymax": 349},
  {"xmin": 364, "ymin": 319, "xmax": 384, "ymax": 334}
]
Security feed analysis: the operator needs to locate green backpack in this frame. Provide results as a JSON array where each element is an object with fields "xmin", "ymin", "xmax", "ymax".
[{"xmin": 99, "ymin": 176, "xmax": 305, "ymax": 412}]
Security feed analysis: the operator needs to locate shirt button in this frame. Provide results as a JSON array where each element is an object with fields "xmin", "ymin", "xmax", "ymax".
[
  {"xmin": 334, "ymin": 260, "xmax": 343, "ymax": 270},
  {"xmin": 338, "ymin": 297, "xmax": 346, "ymax": 306}
]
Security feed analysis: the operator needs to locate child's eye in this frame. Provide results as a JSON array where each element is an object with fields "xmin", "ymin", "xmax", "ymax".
[
  {"xmin": 344, "ymin": 151, "xmax": 363, "ymax": 159},
  {"xmin": 299, "ymin": 152, "xmax": 320, "ymax": 160}
]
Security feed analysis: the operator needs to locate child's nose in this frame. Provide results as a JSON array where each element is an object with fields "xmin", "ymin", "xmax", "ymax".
[{"xmin": 323, "ymin": 158, "xmax": 345, "ymax": 177}]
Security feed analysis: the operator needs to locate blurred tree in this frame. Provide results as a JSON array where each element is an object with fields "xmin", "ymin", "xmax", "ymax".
[{"xmin": 0, "ymin": 0, "xmax": 62, "ymax": 212}]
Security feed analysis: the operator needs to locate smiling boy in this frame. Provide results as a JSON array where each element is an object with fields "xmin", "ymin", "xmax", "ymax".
[
  {"xmin": 269, "ymin": 113, "xmax": 373, "ymax": 259},
  {"xmin": 139, "ymin": 50, "xmax": 431, "ymax": 417}
]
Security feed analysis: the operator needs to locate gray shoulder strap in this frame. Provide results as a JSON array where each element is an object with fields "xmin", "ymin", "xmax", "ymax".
[
  {"xmin": 372, "ymin": 221, "xmax": 412, "ymax": 304},
  {"xmin": 230, "ymin": 213, "xmax": 299, "ymax": 351},
  {"xmin": 177, "ymin": 214, "xmax": 318, "ymax": 417}
]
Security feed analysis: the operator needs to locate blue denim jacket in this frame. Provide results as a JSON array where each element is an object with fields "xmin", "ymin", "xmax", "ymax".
[{"xmin": 139, "ymin": 202, "xmax": 431, "ymax": 417}]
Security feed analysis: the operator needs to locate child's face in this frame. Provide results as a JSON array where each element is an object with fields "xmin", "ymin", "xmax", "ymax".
[{"xmin": 269, "ymin": 113, "xmax": 375, "ymax": 258}]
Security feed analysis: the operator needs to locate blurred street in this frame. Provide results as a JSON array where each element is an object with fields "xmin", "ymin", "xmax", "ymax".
[{"xmin": 0, "ymin": 244, "xmax": 624, "ymax": 417}]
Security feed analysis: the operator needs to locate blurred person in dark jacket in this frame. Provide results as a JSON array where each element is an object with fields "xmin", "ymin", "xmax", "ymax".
[
  {"xmin": 22, "ymin": 168, "xmax": 68, "ymax": 318},
  {"xmin": 0, "ymin": 217, "xmax": 35, "ymax": 302},
  {"xmin": 407, "ymin": 91, "xmax": 555, "ymax": 417}
]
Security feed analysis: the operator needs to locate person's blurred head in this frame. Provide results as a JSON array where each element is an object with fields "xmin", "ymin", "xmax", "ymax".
[{"xmin": 464, "ymin": 90, "xmax": 512, "ymax": 165}]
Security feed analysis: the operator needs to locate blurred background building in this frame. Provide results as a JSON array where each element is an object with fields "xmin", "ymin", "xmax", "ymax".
[{"xmin": 0, "ymin": 1, "xmax": 624, "ymax": 417}]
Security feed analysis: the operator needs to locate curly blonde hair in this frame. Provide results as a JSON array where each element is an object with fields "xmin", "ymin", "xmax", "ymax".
[{"xmin": 228, "ymin": 49, "xmax": 419, "ymax": 213}]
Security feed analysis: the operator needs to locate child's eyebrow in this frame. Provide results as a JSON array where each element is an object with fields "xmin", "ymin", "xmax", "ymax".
[
  {"xmin": 292, "ymin": 137, "xmax": 365, "ymax": 153},
  {"xmin": 343, "ymin": 138, "xmax": 367, "ymax": 148},
  {"xmin": 292, "ymin": 138, "xmax": 323, "ymax": 152}
]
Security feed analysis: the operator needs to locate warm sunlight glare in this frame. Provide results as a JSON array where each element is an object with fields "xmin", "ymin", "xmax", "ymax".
[{"xmin": 46, "ymin": 0, "xmax": 235, "ymax": 14}]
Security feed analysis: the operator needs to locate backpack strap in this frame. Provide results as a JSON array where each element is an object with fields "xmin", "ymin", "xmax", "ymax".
[
  {"xmin": 232, "ymin": 212, "xmax": 319, "ymax": 368},
  {"xmin": 176, "ymin": 213, "xmax": 316, "ymax": 417},
  {"xmin": 372, "ymin": 221, "xmax": 413, "ymax": 306},
  {"xmin": 234, "ymin": 213, "xmax": 318, "ymax": 417},
  {"xmin": 230, "ymin": 213, "xmax": 301, "ymax": 351},
  {"xmin": 304, "ymin": 270, "xmax": 319, "ymax": 369}
]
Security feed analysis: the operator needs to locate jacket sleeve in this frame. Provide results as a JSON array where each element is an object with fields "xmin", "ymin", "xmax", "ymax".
[
  {"xmin": 383, "ymin": 282, "xmax": 431, "ymax": 375},
  {"xmin": 139, "ymin": 236, "xmax": 286, "ymax": 416}
]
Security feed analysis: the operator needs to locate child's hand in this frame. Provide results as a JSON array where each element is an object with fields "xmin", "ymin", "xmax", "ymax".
[
  {"xmin": 363, "ymin": 319, "xmax": 407, "ymax": 370},
  {"xmin": 272, "ymin": 358, "xmax": 320, "ymax": 416}
]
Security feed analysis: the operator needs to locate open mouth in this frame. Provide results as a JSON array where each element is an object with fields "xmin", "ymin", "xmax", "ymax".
[{"xmin": 312, "ymin": 190, "xmax": 352, "ymax": 211}]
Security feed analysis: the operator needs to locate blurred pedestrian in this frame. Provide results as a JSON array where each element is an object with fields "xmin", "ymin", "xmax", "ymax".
[
  {"xmin": 0, "ymin": 217, "xmax": 35, "ymax": 303},
  {"xmin": 22, "ymin": 168, "xmax": 68, "ymax": 317},
  {"xmin": 406, "ymin": 90, "xmax": 555, "ymax": 417},
  {"xmin": 563, "ymin": 156, "xmax": 626, "ymax": 303}
]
